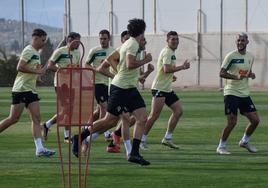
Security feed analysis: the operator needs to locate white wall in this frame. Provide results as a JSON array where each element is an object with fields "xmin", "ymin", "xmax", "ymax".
[{"xmin": 80, "ymin": 32, "xmax": 268, "ymax": 88}]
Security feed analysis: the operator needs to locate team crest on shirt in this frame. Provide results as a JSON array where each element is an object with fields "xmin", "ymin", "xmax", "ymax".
[
  {"xmin": 116, "ymin": 106, "xmax": 121, "ymax": 112},
  {"xmin": 171, "ymin": 55, "xmax": 176, "ymax": 60}
]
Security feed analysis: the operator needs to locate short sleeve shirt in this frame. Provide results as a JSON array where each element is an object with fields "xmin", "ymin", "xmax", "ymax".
[
  {"xmin": 49, "ymin": 46, "xmax": 80, "ymax": 86},
  {"xmin": 111, "ymin": 37, "xmax": 140, "ymax": 89},
  {"xmin": 151, "ymin": 46, "xmax": 176, "ymax": 92},
  {"xmin": 85, "ymin": 46, "xmax": 114, "ymax": 85},
  {"xmin": 12, "ymin": 45, "xmax": 41, "ymax": 93},
  {"xmin": 221, "ymin": 50, "xmax": 254, "ymax": 97}
]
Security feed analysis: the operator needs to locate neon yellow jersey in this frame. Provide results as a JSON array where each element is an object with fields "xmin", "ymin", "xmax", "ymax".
[
  {"xmin": 49, "ymin": 46, "xmax": 80, "ymax": 86},
  {"xmin": 85, "ymin": 46, "xmax": 114, "ymax": 85},
  {"xmin": 12, "ymin": 45, "xmax": 41, "ymax": 93},
  {"xmin": 111, "ymin": 37, "xmax": 140, "ymax": 89},
  {"xmin": 221, "ymin": 50, "xmax": 254, "ymax": 97},
  {"xmin": 152, "ymin": 46, "xmax": 176, "ymax": 92}
]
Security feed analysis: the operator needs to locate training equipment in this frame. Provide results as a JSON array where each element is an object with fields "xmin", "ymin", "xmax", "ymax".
[{"xmin": 56, "ymin": 40, "xmax": 95, "ymax": 188}]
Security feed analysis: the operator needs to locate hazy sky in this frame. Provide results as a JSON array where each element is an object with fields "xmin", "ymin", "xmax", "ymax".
[
  {"xmin": 1, "ymin": 0, "xmax": 268, "ymax": 34},
  {"xmin": 0, "ymin": 0, "xmax": 64, "ymax": 28}
]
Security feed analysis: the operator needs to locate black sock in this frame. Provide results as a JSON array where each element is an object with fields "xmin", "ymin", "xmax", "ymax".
[
  {"xmin": 114, "ymin": 127, "xmax": 122, "ymax": 137},
  {"xmin": 108, "ymin": 140, "xmax": 115, "ymax": 147},
  {"xmin": 81, "ymin": 128, "xmax": 90, "ymax": 141},
  {"xmin": 130, "ymin": 138, "xmax": 141, "ymax": 156}
]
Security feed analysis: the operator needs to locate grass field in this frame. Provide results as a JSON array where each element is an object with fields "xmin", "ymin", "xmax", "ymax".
[{"xmin": 0, "ymin": 87, "xmax": 268, "ymax": 188}]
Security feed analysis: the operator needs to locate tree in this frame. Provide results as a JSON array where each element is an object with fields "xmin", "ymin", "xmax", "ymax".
[
  {"xmin": 0, "ymin": 52, "xmax": 18, "ymax": 86},
  {"xmin": 10, "ymin": 40, "xmax": 20, "ymax": 53},
  {"xmin": 40, "ymin": 37, "xmax": 54, "ymax": 86}
]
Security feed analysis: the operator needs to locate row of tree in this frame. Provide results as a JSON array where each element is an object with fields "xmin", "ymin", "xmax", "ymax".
[{"xmin": 0, "ymin": 38, "xmax": 55, "ymax": 87}]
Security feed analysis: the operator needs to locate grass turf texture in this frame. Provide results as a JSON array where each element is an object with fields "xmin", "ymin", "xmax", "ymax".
[{"xmin": 0, "ymin": 87, "xmax": 267, "ymax": 188}]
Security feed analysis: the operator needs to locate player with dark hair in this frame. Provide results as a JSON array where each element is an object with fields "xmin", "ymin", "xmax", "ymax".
[
  {"xmin": 140, "ymin": 31, "xmax": 190, "ymax": 150},
  {"xmin": 85, "ymin": 29, "xmax": 115, "ymax": 140},
  {"xmin": 72, "ymin": 18, "xmax": 152, "ymax": 165},
  {"xmin": 0, "ymin": 28, "xmax": 55, "ymax": 157},
  {"xmin": 41, "ymin": 32, "xmax": 81, "ymax": 142},
  {"xmin": 216, "ymin": 32, "xmax": 260, "ymax": 154}
]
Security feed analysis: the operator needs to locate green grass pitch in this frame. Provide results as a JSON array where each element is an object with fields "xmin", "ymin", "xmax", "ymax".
[{"xmin": 0, "ymin": 87, "xmax": 267, "ymax": 188}]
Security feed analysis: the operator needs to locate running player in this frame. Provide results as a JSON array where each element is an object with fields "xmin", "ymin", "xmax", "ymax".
[
  {"xmin": 85, "ymin": 29, "xmax": 115, "ymax": 140},
  {"xmin": 72, "ymin": 19, "xmax": 152, "ymax": 166},
  {"xmin": 140, "ymin": 31, "xmax": 190, "ymax": 150},
  {"xmin": 41, "ymin": 32, "xmax": 81, "ymax": 142},
  {"xmin": 0, "ymin": 29, "xmax": 55, "ymax": 157},
  {"xmin": 216, "ymin": 32, "xmax": 260, "ymax": 155}
]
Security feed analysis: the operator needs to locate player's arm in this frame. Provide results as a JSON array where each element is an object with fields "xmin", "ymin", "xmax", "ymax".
[
  {"xmin": 126, "ymin": 53, "xmax": 152, "ymax": 69},
  {"xmin": 17, "ymin": 59, "xmax": 46, "ymax": 74},
  {"xmin": 96, "ymin": 59, "xmax": 115, "ymax": 79},
  {"xmin": 47, "ymin": 60, "xmax": 58, "ymax": 72},
  {"xmin": 163, "ymin": 59, "xmax": 190, "ymax": 73},
  {"xmin": 219, "ymin": 68, "xmax": 241, "ymax": 80},
  {"xmin": 107, "ymin": 50, "xmax": 120, "ymax": 73},
  {"xmin": 138, "ymin": 63, "xmax": 154, "ymax": 83}
]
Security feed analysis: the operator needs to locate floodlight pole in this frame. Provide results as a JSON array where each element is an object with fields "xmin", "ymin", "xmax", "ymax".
[
  {"xmin": 153, "ymin": 0, "xmax": 156, "ymax": 34},
  {"xmin": 220, "ymin": 0, "xmax": 223, "ymax": 88},
  {"xmin": 245, "ymin": 0, "xmax": 248, "ymax": 32},
  {"xmin": 196, "ymin": 0, "xmax": 202, "ymax": 86},
  {"xmin": 109, "ymin": 0, "xmax": 114, "ymax": 46},
  {"xmin": 21, "ymin": 0, "xmax": 25, "ymax": 50}
]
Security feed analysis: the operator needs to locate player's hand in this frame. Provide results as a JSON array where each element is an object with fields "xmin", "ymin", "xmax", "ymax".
[
  {"xmin": 248, "ymin": 72, "xmax": 256, "ymax": 79},
  {"xmin": 36, "ymin": 64, "xmax": 47, "ymax": 75},
  {"xmin": 147, "ymin": 63, "xmax": 154, "ymax": 72},
  {"xmin": 139, "ymin": 75, "xmax": 146, "ymax": 84},
  {"xmin": 172, "ymin": 75, "xmax": 177, "ymax": 82},
  {"xmin": 145, "ymin": 53, "xmax": 152, "ymax": 63},
  {"xmin": 182, "ymin": 60, "xmax": 190, "ymax": 70}
]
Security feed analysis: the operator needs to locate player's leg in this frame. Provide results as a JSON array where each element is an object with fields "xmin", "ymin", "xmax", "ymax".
[
  {"xmin": 41, "ymin": 114, "xmax": 57, "ymax": 141},
  {"xmin": 72, "ymin": 112, "xmax": 119, "ymax": 157},
  {"xmin": 121, "ymin": 112, "xmax": 132, "ymax": 157},
  {"xmin": 161, "ymin": 99, "xmax": 183, "ymax": 149},
  {"xmin": 239, "ymin": 97, "xmax": 259, "ymax": 153},
  {"xmin": 129, "ymin": 107, "xmax": 150, "ymax": 165},
  {"xmin": 27, "ymin": 100, "xmax": 55, "ymax": 157},
  {"xmin": 95, "ymin": 84, "xmax": 112, "ymax": 141},
  {"xmin": 141, "ymin": 96, "xmax": 165, "ymax": 150},
  {"xmin": 0, "ymin": 103, "xmax": 24, "ymax": 132},
  {"xmin": 217, "ymin": 95, "xmax": 238, "ymax": 154}
]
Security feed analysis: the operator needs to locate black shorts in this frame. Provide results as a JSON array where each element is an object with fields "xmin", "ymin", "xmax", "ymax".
[
  {"xmin": 95, "ymin": 84, "xmax": 109, "ymax": 104},
  {"xmin": 151, "ymin": 89, "xmax": 179, "ymax": 106},
  {"xmin": 224, "ymin": 95, "xmax": 257, "ymax": 115},
  {"xmin": 107, "ymin": 84, "xmax": 146, "ymax": 116},
  {"xmin": 12, "ymin": 91, "xmax": 40, "ymax": 108}
]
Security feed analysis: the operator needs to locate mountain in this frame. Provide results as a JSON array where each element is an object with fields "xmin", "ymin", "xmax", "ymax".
[{"xmin": 0, "ymin": 18, "xmax": 63, "ymax": 54}]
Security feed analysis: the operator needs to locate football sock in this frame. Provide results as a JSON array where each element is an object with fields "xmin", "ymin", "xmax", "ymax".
[
  {"xmin": 218, "ymin": 139, "xmax": 225, "ymax": 148},
  {"xmin": 124, "ymin": 139, "xmax": 132, "ymax": 156},
  {"xmin": 114, "ymin": 127, "xmax": 122, "ymax": 137},
  {"xmin": 104, "ymin": 130, "xmax": 111, "ymax": 138},
  {"xmin": 81, "ymin": 129, "xmax": 90, "ymax": 141},
  {"xmin": 241, "ymin": 133, "xmax": 250, "ymax": 143},
  {"xmin": 130, "ymin": 138, "xmax": 141, "ymax": 156},
  {"xmin": 141, "ymin": 134, "xmax": 147, "ymax": 142},
  {"xmin": 34, "ymin": 138, "xmax": 44, "ymax": 151},
  {"xmin": 64, "ymin": 129, "xmax": 70, "ymax": 138},
  {"xmin": 164, "ymin": 131, "xmax": 172, "ymax": 140},
  {"xmin": 45, "ymin": 119, "xmax": 54, "ymax": 128},
  {"xmin": 86, "ymin": 132, "xmax": 99, "ymax": 143}
]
